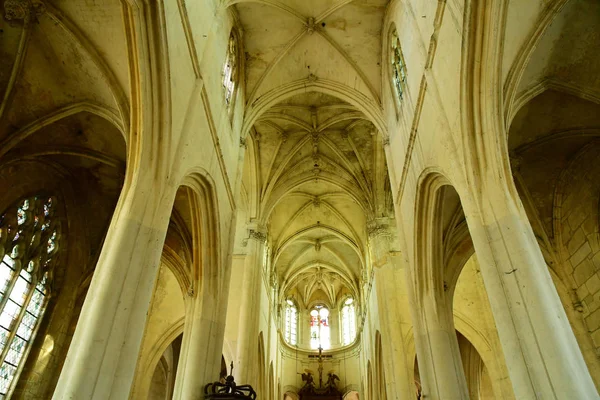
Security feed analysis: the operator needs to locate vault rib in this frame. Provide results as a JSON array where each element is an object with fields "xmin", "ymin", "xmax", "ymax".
[
  {"xmin": 247, "ymin": 29, "xmax": 307, "ymax": 105},
  {"xmin": 226, "ymin": 0, "xmax": 308, "ymax": 24},
  {"xmin": 345, "ymin": 134, "xmax": 373, "ymax": 192},
  {"xmin": 259, "ymin": 113, "xmax": 314, "ymax": 132},
  {"xmin": 261, "ymin": 134, "xmax": 312, "ymax": 205},
  {"xmin": 314, "ymin": 0, "xmax": 355, "ymax": 24},
  {"xmin": 319, "ymin": 136, "xmax": 372, "ymax": 199},
  {"xmin": 316, "ymin": 29, "xmax": 380, "ymax": 103}
]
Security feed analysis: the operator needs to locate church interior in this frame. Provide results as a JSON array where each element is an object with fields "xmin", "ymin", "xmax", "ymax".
[{"xmin": 0, "ymin": 0, "xmax": 599, "ymax": 399}]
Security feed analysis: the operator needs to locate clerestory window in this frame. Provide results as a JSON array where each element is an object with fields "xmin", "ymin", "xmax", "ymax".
[
  {"xmin": 284, "ymin": 299, "xmax": 297, "ymax": 345},
  {"xmin": 0, "ymin": 196, "xmax": 59, "ymax": 397},
  {"xmin": 341, "ymin": 297, "xmax": 356, "ymax": 345},
  {"xmin": 223, "ymin": 31, "xmax": 239, "ymax": 109},
  {"xmin": 390, "ymin": 27, "xmax": 407, "ymax": 105},
  {"xmin": 309, "ymin": 305, "xmax": 330, "ymax": 349}
]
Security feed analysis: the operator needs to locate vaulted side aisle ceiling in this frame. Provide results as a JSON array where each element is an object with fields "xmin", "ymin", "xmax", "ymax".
[{"xmin": 232, "ymin": 0, "xmax": 393, "ymax": 309}]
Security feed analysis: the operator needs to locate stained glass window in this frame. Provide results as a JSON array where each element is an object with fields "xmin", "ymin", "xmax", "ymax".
[
  {"xmin": 341, "ymin": 297, "xmax": 356, "ymax": 345},
  {"xmin": 284, "ymin": 299, "xmax": 297, "ymax": 345},
  {"xmin": 0, "ymin": 196, "xmax": 58, "ymax": 397},
  {"xmin": 390, "ymin": 28, "xmax": 407, "ymax": 104},
  {"xmin": 309, "ymin": 305, "xmax": 330, "ymax": 349},
  {"xmin": 223, "ymin": 31, "xmax": 239, "ymax": 108}
]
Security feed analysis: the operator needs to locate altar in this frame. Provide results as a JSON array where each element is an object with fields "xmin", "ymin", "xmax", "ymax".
[{"xmin": 298, "ymin": 347, "xmax": 343, "ymax": 400}]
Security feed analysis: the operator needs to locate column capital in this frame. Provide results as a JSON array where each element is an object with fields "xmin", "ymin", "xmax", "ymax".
[
  {"xmin": 248, "ymin": 229, "xmax": 266, "ymax": 242},
  {"xmin": 366, "ymin": 217, "xmax": 395, "ymax": 239},
  {"xmin": 4, "ymin": 0, "xmax": 45, "ymax": 21},
  {"xmin": 367, "ymin": 217, "xmax": 401, "ymax": 270},
  {"xmin": 241, "ymin": 223, "xmax": 267, "ymax": 247}
]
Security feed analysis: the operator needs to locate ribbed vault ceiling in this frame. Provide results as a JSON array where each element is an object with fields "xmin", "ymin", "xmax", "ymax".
[{"xmin": 234, "ymin": 0, "xmax": 392, "ymax": 308}]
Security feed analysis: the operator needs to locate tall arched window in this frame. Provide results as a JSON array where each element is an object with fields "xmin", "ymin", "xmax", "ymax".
[
  {"xmin": 309, "ymin": 305, "xmax": 330, "ymax": 349},
  {"xmin": 0, "ymin": 195, "xmax": 59, "ymax": 397},
  {"xmin": 390, "ymin": 27, "xmax": 407, "ymax": 104},
  {"xmin": 341, "ymin": 297, "xmax": 356, "ymax": 345},
  {"xmin": 284, "ymin": 299, "xmax": 297, "ymax": 345},
  {"xmin": 222, "ymin": 31, "xmax": 239, "ymax": 109}
]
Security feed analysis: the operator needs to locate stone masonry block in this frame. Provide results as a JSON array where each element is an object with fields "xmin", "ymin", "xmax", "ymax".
[
  {"xmin": 589, "ymin": 234, "xmax": 600, "ymax": 254},
  {"xmin": 587, "ymin": 274, "xmax": 600, "ymax": 295},
  {"xmin": 568, "ymin": 206, "xmax": 588, "ymax": 232},
  {"xmin": 591, "ymin": 328, "xmax": 600, "ymax": 348},
  {"xmin": 587, "ymin": 296, "xmax": 600, "ymax": 315},
  {"xmin": 593, "ymin": 251, "xmax": 600, "ymax": 271},
  {"xmin": 561, "ymin": 219, "xmax": 572, "ymax": 242},
  {"xmin": 577, "ymin": 284, "xmax": 590, "ymax": 301},
  {"xmin": 582, "ymin": 214, "xmax": 598, "ymax": 237},
  {"xmin": 567, "ymin": 228, "xmax": 587, "ymax": 256},
  {"xmin": 585, "ymin": 308, "xmax": 600, "ymax": 332},
  {"xmin": 571, "ymin": 242, "xmax": 592, "ymax": 270},
  {"xmin": 574, "ymin": 259, "xmax": 596, "ymax": 287}
]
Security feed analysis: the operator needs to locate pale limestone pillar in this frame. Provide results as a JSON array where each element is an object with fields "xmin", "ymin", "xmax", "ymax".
[
  {"xmin": 298, "ymin": 308, "xmax": 310, "ymax": 348},
  {"xmin": 412, "ymin": 292, "xmax": 469, "ymax": 400},
  {"xmin": 172, "ymin": 282, "xmax": 229, "ymax": 399},
  {"xmin": 329, "ymin": 307, "xmax": 340, "ymax": 347},
  {"xmin": 368, "ymin": 219, "xmax": 418, "ymax": 400},
  {"xmin": 52, "ymin": 179, "xmax": 175, "ymax": 400},
  {"xmin": 233, "ymin": 227, "xmax": 267, "ymax": 386},
  {"xmin": 463, "ymin": 178, "xmax": 599, "ymax": 399}
]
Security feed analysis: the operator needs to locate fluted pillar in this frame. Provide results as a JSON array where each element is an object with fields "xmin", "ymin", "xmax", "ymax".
[
  {"xmin": 368, "ymin": 218, "xmax": 417, "ymax": 400},
  {"xmin": 52, "ymin": 177, "xmax": 175, "ymax": 399},
  {"xmin": 463, "ymin": 177, "xmax": 599, "ymax": 399}
]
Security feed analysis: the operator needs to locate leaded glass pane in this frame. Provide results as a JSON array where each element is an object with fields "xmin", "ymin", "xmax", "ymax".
[
  {"xmin": 390, "ymin": 28, "xmax": 407, "ymax": 104},
  {"xmin": 223, "ymin": 32, "xmax": 238, "ymax": 107},
  {"xmin": 9, "ymin": 277, "xmax": 29, "ymax": 306},
  {"xmin": 0, "ymin": 363, "xmax": 16, "ymax": 395},
  {"xmin": 0, "ymin": 329, "xmax": 9, "ymax": 355},
  {"xmin": 0, "ymin": 301, "xmax": 20, "ymax": 330},
  {"xmin": 5, "ymin": 337, "xmax": 26, "ymax": 366},
  {"xmin": 284, "ymin": 303, "xmax": 298, "ymax": 346},
  {"xmin": 341, "ymin": 298, "xmax": 356, "ymax": 345},
  {"xmin": 16, "ymin": 312, "xmax": 36, "ymax": 341},
  {"xmin": 0, "ymin": 264, "xmax": 13, "ymax": 297},
  {"xmin": 310, "ymin": 306, "xmax": 330, "ymax": 349},
  {"xmin": 27, "ymin": 290, "xmax": 44, "ymax": 317},
  {"xmin": 0, "ymin": 195, "xmax": 57, "ymax": 396},
  {"xmin": 19, "ymin": 268, "xmax": 31, "ymax": 284}
]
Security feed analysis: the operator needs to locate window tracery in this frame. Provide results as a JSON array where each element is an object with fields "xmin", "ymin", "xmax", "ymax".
[
  {"xmin": 310, "ymin": 305, "xmax": 330, "ymax": 349},
  {"xmin": 341, "ymin": 297, "xmax": 356, "ymax": 345},
  {"xmin": 284, "ymin": 299, "xmax": 297, "ymax": 345},
  {"xmin": 223, "ymin": 31, "xmax": 239, "ymax": 109},
  {"xmin": 390, "ymin": 27, "xmax": 407, "ymax": 104},
  {"xmin": 0, "ymin": 196, "xmax": 59, "ymax": 397}
]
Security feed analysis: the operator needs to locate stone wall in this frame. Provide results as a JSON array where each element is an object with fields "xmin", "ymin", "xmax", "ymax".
[{"xmin": 559, "ymin": 144, "xmax": 600, "ymax": 351}]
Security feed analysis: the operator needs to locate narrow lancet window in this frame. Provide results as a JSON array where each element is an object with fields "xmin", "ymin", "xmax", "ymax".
[
  {"xmin": 310, "ymin": 305, "xmax": 330, "ymax": 349},
  {"xmin": 0, "ymin": 196, "xmax": 59, "ymax": 397},
  {"xmin": 223, "ymin": 31, "xmax": 239, "ymax": 108},
  {"xmin": 341, "ymin": 297, "xmax": 356, "ymax": 345},
  {"xmin": 390, "ymin": 27, "xmax": 407, "ymax": 104},
  {"xmin": 284, "ymin": 299, "xmax": 297, "ymax": 345}
]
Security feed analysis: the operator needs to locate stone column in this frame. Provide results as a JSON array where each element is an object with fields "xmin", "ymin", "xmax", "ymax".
[
  {"xmin": 52, "ymin": 177, "xmax": 175, "ymax": 400},
  {"xmin": 368, "ymin": 219, "xmax": 421, "ymax": 400},
  {"xmin": 329, "ymin": 307, "xmax": 340, "ymax": 347},
  {"xmin": 463, "ymin": 178, "xmax": 599, "ymax": 399},
  {"xmin": 172, "ymin": 277, "xmax": 229, "ymax": 399},
  {"xmin": 298, "ymin": 308, "xmax": 310, "ymax": 348},
  {"xmin": 380, "ymin": 213, "xmax": 470, "ymax": 400},
  {"xmin": 233, "ymin": 226, "xmax": 267, "ymax": 387},
  {"xmin": 412, "ymin": 290, "xmax": 469, "ymax": 400}
]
